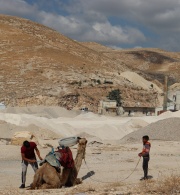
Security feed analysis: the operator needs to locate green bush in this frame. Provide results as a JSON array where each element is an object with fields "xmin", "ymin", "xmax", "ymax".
[
  {"xmin": 97, "ymin": 80, "xmax": 101, "ymax": 84},
  {"xmin": 108, "ymin": 89, "xmax": 122, "ymax": 106}
]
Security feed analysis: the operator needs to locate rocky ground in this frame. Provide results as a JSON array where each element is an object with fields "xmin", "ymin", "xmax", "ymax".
[
  {"xmin": 0, "ymin": 107, "xmax": 180, "ymax": 194},
  {"xmin": 1, "ymin": 14, "xmax": 180, "ymax": 112},
  {"xmin": 0, "ymin": 140, "xmax": 180, "ymax": 195}
]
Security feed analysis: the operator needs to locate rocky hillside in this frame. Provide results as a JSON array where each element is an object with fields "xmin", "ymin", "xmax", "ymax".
[
  {"xmin": 82, "ymin": 42, "xmax": 180, "ymax": 83},
  {"xmin": 0, "ymin": 15, "xmax": 179, "ymax": 111}
]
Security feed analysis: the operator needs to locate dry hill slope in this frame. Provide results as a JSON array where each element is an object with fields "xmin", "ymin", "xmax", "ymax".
[
  {"xmin": 82, "ymin": 42, "xmax": 180, "ymax": 83},
  {"xmin": 0, "ymin": 14, "xmax": 176, "ymax": 111}
]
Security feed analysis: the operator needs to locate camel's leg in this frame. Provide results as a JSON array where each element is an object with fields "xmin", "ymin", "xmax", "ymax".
[
  {"xmin": 66, "ymin": 167, "xmax": 78, "ymax": 186},
  {"xmin": 75, "ymin": 178, "xmax": 82, "ymax": 185},
  {"xmin": 41, "ymin": 169, "xmax": 61, "ymax": 189},
  {"xmin": 38, "ymin": 182, "xmax": 60, "ymax": 189},
  {"xmin": 61, "ymin": 168, "xmax": 71, "ymax": 186},
  {"xmin": 31, "ymin": 163, "xmax": 62, "ymax": 190},
  {"xmin": 38, "ymin": 177, "xmax": 60, "ymax": 189},
  {"xmin": 31, "ymin": 169, "xmax": 43, "ymax": 189}
]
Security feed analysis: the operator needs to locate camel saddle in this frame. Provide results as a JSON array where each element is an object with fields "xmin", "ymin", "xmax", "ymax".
[{"xmin": 40, "ymin": 148, "xmax": 61, "ymax": 169}]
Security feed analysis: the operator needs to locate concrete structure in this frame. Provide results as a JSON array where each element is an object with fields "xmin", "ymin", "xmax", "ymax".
[
  {"xmin": 123, "ymin": 106, "xmax": 156, "ymax": 116},
  {"xmin": 99, "ymin": 100, "xmax": 117, "ymax": 109},
  {"xmin": 163, "ymin": 75, "xmax": 168, "ymax": 111},
  {"xmin": 155, "ymin": 105, "xmax": 174, "ymax": 116},
  {"xmin": 98, "ymin": 100, "xmax": 118, "ymax": 115},
  {"xmin": 175, "ymin": 91, "xmax": 180, "ymax": 110},
  {"xmin": 167, "ymin": 90, "xmax": 180, "ymax": 111},
  {"xmin": 155, "ymin": 91, "xmax": 180, "ymax": 115},
  {"xmin": 99, "ymin": 100, "xmax": 157, "ymax": 116}
]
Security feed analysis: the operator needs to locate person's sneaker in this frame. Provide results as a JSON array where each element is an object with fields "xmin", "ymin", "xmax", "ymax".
[
  {"xmin": 144, "ymin": 177, "xmax": 148, "ymax": 180},
  {"xmin": 140, "ymin": 177, "xmax": 148, "ymax": 181},
  {"xmin": 19, "ymin": 184, "xmax": 25, "ymax": 188}
]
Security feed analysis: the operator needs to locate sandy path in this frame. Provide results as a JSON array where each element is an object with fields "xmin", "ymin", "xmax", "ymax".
[
  {"xmin": 0, "ymin": 140, "xmax": 180, "ymax": 194},
  {"xmin": 0, "ymin": 107, "xmax": 180, "ymax": 194}
]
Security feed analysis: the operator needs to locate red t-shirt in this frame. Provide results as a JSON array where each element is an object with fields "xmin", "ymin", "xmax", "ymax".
[{"xmin": 21, "ymin": 142, "xmax": 37, "ymax": 159}]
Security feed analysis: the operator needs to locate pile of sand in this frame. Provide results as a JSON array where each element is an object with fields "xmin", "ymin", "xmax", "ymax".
[
  {"xmin": 121, "ymin": 71, "xmax": 162, "ymax": 92},
  {"xmin": 121, "ymin": 117, "xmax": 180, "ymax": 142},
  {"xmin": 123, "ymin": 118, "xmax": 149, "ymax": 130},
  {"xmin": 0, "ymin": 120, "xmax": 60, "ymax": 140},
  {"xmin": 75, "ymin": 112, "xmax": 107, "ymax": 120},
  {"xmin": 0, "ymin": 106, "xmax": 80, "ymax": 118},
  {"xmin": 0, "ymin": 108, "xmax": 150, "ymax": 141},
  {"xmin": 158, "ymin": 110, "xmax": 180, "ymax": 119},
  {"xmin": 3, "ymin": 106, "xmax": 180, "ymax": 143},
  {"xmin": 169, "ymin": 83, "xmax": 180, "ymax": 90},
  {"xmin": 0, "ymin": 112, "xmax": 77, "ymax": 137}
]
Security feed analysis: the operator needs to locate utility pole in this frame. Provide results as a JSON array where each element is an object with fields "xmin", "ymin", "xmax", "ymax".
[{"xmin": 163, "ymin": 75, "xmax": 168, "ymax": 111}]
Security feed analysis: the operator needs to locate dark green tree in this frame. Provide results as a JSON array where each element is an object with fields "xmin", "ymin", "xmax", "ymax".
[
  {"xmin": 97, "ymin": 79, "xmax": 101, "ymax": 84},
  {"xmin": 108, "ymin": 89, "xmax": 122, "ymax": 106}
]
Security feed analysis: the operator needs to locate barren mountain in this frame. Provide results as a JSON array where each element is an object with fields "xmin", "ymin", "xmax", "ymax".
[
  {"xmin": 82, "ymin": 43, "xmax": 180, "ymax": 83},
  {"xmin": 0, "ymin": 15, "xmax": 179, "ymax": 111}
]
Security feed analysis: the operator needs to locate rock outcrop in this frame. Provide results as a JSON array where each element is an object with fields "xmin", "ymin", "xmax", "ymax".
[{"xmin": 11, "ymin": 131, "xmax": 37, "ymax": 146}]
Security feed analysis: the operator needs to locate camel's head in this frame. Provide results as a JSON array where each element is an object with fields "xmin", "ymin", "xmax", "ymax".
[{"xmin": 78, "ymin": 138, "xmax": 87, "ymax": 145}]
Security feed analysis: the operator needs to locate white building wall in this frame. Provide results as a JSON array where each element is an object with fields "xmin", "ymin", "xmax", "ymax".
[
  {"xmin": 0, "ymin": 103, "xmax": 6, "ymax": 110},
  {"xmin": 175, "ymin": 91, "xmax": 180, "ymax": 110}
]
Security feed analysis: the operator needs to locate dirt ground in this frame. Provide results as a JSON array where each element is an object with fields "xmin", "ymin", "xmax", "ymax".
[{"xmin": 0, "ymin": 140, "xmax": 180, "ymax": 195}]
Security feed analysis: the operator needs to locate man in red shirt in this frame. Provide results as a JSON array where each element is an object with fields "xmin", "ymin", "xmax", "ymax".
[{"xmin": 20, "ymin": 140, "xmax": 43, "ymax": 188}]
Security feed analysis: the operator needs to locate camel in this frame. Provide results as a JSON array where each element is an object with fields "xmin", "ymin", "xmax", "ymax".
[{"xmin": 31, "ymin": 138, "xmax": 87, "ymax": 189}]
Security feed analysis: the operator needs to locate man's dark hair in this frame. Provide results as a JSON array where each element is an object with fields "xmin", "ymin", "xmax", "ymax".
[
  {"xmin": 142, "ymin": 135, "xmax": 149, "ymax": 141},
  {"xmin": 23, "ymin": 140, "xmax": 30, "ymax": 148}
]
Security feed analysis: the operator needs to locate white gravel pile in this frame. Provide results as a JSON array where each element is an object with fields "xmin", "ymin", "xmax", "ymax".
[
  {"xmin": 120, "ymin": 117, "xmax": 180, "ymax": 142},
  {"xmin": 158, "ymin": 110, "xmax": 180, "ymax": 118},
  {"xmin": 0, "ymin": 120, "xmax": 60, "ymax": 140},
  {"xmin": 121, "ymin": 71, "xmax": 162, "ymax": 92},
  {"xmin": 0, "ymin": 112, "xmax": 149, "ymax": 141},
  {"xmin": 2, "ymin": 107, "xmax": 180, "ymax": 142},
  {"xmin": 0, "ymin": 106, "xmax": 80, "ymax": 118}
]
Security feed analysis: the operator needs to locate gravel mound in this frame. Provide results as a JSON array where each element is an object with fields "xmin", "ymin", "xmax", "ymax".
[
  {"xmin": 158, "ymin": 110, "xmax": 180, "ymax": 118},
  {"xmin": 121, "ymin": 71, "xmax": 162, "ymax": 92},
  {"xmin": 120, "ymin": 117, "xmax": 180, "ymax": 142},
  {"xmin": 0, "ymin": 120, "xmax": 61, "ymax": 140},
  {"xmin": 0, "ymin": 106, "xmax": 80, "ymax": 118}
]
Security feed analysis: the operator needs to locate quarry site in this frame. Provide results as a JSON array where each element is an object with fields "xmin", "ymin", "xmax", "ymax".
[{"xmin": 0, "ymin": 14, "xmax": 180, "ymax": 195}]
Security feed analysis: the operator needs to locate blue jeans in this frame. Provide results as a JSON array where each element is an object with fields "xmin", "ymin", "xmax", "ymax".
[{"xmin": 143, "ymin": 157, "xmax": 149, "ymax": 178}]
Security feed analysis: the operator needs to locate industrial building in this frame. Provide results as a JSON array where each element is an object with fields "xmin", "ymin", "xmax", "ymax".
[
  {"xmin": 98, "ymin": 100, "xmax": 117, "ymax": 115},
  {"xmin": 174, "ymin": 91, "xmax": 180, "ymax": 110},
  {"xmin": 0, "ymin": 102, "xmax": 6, "ymax": 110}
]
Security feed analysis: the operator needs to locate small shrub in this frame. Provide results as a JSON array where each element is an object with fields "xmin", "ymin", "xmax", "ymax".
[
  {"xmin": 97, "ymin": 79, "xmax": 101, "ymax": 84},
  {"xmin": 108, "ymin": 89, "xmax": 122, "ymax": 106}
]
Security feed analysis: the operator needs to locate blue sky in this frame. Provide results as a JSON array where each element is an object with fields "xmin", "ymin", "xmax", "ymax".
[{"xmin": 1, "ymin": 0, "xmax": 180, "ymax": 51}]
